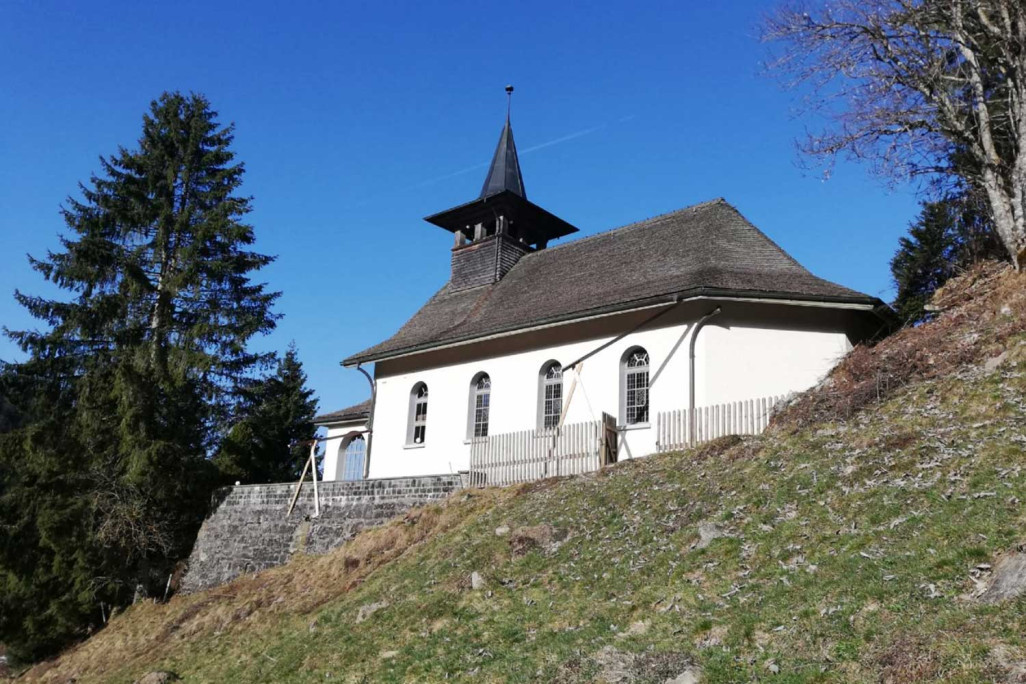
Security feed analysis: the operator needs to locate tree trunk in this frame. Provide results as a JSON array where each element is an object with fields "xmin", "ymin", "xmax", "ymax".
[{"xmin": 980, "ymin": 166, "xmax": 1026, "ymax": 270}]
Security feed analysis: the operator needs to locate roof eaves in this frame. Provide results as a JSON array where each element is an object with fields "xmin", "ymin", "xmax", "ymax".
[
  {"xmin": 313, "ymin": 399, "xmax": 372, "ymax": 426},
  {"xmin": 343, "ymin": 286, "xmax": 889, "ymax": 367}
]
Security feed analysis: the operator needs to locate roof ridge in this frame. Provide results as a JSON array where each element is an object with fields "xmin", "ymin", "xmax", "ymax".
[{"xmin": 521, "ymin": 197, "xmax": 729, "ymax": 258}]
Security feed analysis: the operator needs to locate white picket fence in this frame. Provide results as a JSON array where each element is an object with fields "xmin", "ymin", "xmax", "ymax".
[
  {"xmin": 468, "ymin": 419, "xmax": 606, "ymax": 487},
  {"xmin": 656, "ymin": 395, "xmax": 786, "ymax": 452}
]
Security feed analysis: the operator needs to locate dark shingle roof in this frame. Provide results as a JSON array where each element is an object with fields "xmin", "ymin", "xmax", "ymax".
[
  {"xmin": 480, "ymin": 118, "xmax": 526, "ymax": 199},
  {"xmin": 313, "ymin": 399, "xmax": 371, "ymax": 425},
  {"xmin": 346, "ymin": 199, "xmax": 883, "ymax": 365}
]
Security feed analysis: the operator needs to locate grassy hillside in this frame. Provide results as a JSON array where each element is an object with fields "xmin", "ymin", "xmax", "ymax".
[{"xmin": 21, "ymin": 263, "xmax": 1026, "ymax": 683}]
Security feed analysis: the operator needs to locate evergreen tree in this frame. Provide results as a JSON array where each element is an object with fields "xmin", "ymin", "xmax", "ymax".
[
  {"xmin": 215, "ymin": 344, "xmax": 318, "ymax": 484},
  {"xmin": 0, "ymin": 92, "xmax": 279, "ymax": 661},
  {"xmin": 891, "ymin": 190, "xmax": 1003, "ymax": 325}
]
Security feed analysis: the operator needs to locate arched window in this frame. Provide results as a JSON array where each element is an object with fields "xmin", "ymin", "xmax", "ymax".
[
  {"xmin": 340, "ymin": 435, "xmax": 366, "ymax": 481},
  {"xmin": 407, "ymin": 382, "xmax": 428, "ymax": 445},
  {"xmin": 621, "ymin": 347, "xmax": 650, "ymax": 425},
  {"xmin": 538, "ymin": 361, "xmax": 563, "ymax": 430},
  {"xmin": 468, "ymin": 373, "xmax": 491, "ymax": 439}
]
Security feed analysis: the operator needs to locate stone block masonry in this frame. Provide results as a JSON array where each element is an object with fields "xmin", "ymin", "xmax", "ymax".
[{"xmin": 181, "ymin": 474, "xmax": 463, "ymax": 593}]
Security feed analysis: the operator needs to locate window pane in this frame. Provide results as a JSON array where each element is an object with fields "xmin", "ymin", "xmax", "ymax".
[
  {"xmin": 625, "ymin": 369, "xmax": 649, "ymax": 425},
  {"xmin": 342, "ymin": 437, "xmax": 365, "ymax": 481}
]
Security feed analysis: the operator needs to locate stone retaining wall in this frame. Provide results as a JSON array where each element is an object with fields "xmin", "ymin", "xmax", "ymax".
[{"xmin": 181, "ymin": 474, "xmax": 463, "ymax": 593}]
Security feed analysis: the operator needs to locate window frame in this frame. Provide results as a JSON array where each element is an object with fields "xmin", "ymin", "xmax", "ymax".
[
  {"xmin": 537, "ymin": 360, "xmax": 564, "ymax": 432},
  {"xmin": 619, "ymin": 347, "xmax": 651, "ymax": 427},
  {"xmin": 467, "ymin": 372, "xmax": 491, "ymax": 440},
  {"xmin": 339, "ymin": 434, "xmax": 366, "ymax": 481},
  {"xmin": 406, "ymin": 382, "xmax": 429, "ymax": 446}
]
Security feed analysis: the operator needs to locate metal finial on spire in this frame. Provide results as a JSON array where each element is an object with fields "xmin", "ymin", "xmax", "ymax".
[{"xmin": 505, "ymin": 84, "xmax": 514, "ymax": 120}]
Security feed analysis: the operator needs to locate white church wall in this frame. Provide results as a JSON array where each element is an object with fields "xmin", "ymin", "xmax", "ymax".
[
  {"xmin": 365, "ymin": 302, "xmax": 858, "ymax": 479},
  {"xmin": 697, "ymin": 322, "xmax": 852, "ymax": 407}
]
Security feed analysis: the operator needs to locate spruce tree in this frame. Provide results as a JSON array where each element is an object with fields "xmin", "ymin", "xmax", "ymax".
[
  {"xmin": 0, "ymin": 92, "xmax": 279, "ymax": 661},
  {"xmin": 215, "ymin": 344, "xmax": 318, "ymax": 484},
  {"xmin": 891, "ymin": 190, "xmax": 1003, "ymax": 325}
]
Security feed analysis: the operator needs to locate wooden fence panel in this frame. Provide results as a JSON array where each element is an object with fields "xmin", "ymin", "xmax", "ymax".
[
  {"xmin": 655, "ymin": 395, "xmax": 786, "ymax": 452},
  {"xmin": 470, "ymin": 395, "xmax": 788, "ymax": 487},
  {"xmin": 468, "ymin": 419, "xmax": 604, "ymax": 487}
]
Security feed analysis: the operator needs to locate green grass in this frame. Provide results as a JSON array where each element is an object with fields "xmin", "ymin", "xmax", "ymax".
[{"xmin": 25, "ymin": 343, "xmax": 1026, "ymax": 683}]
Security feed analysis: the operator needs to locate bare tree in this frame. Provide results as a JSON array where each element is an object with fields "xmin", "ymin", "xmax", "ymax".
[{"xmin": 765, "ymin": 0, "xmax": 1026, "ymax": 269}]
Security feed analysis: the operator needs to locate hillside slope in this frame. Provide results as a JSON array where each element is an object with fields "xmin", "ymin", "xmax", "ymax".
[{"xmin": 21, "ymin": 263, "xmax": 1026, "ymax": 683}]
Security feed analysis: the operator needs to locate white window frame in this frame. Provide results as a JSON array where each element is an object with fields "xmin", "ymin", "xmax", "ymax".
[
  {"xmin": 620, "ymin": 347, "xmax": 651, "ymax": 427},
  {"xmin": 406, "ymin": 382, "xmax": 429, "ymax": 446},
  {"xmin": 467, "ymin": 372, "xmax": 491, "ymax": 440},
  {"xmin": 537, "ymin": 361, "xmax": 563, "ymax": 431}
]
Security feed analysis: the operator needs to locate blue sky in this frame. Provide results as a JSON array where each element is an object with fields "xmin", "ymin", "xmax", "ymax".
[{"xmin": 0, "ymin": 1, "xmax": 920, "ymax": 415}]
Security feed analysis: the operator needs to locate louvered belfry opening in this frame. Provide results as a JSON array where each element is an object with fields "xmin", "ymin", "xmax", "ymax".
[{"xmin": 423, "ymin": 93, "xmax": 579, "ymax": 292}]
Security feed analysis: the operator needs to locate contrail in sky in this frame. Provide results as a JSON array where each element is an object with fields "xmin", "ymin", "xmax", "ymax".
[
  {"xmin": 351, "ymin": 115, "xmax": 636, "ymax": 205},
  {"xmin": 519, "ymin": 123, "xmax": 606, "ymax": 155}
]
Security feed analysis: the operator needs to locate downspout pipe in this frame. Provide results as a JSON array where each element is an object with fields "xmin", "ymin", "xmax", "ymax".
[
  {"xmin": 688, "ymin": 307, "xmax": 722, "ymax": 447},
  {"xmin": 353, "ymin": 364, "xmax": 376, "ymax": 480}
]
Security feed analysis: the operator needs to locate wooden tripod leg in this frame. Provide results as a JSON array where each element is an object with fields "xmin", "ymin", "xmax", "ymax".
[{"xmin": 286, "ymin": 454, "xmax": 312, "ymax": 518}]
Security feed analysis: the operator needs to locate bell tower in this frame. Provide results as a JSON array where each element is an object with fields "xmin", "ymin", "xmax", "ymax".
[{"xmin": 424, "ymin": 86, "xmax": 579, "ymax": 291}]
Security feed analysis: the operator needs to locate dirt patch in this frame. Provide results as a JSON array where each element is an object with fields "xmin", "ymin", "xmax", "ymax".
[
  {"xmin": 988, "ymin": 643, "xmax": 1026, "ymax": 683},
  {"xmin": 591, "ymin": 646, "xmax": 697, "ymax": 683},
  {"xmin": 509, "ymin": 524, "xmax": 567, "ymax": 557},
  {"xmin": 875, "ymin": 636, "xmax": 943, "ymax": 683},
  {"xmin": 132, "ymin": 672, "xmax": 180, "ymax": 684},
  {"xmin": 691, "ymin": 435, "xmax": 743, "ymax": 461},
  {"xmin": 879, "ymin": 430, "xmax": 918, "ymax": 451}
]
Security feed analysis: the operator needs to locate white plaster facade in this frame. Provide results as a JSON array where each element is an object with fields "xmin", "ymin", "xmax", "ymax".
[{"xmin": 360, "ymin": 298, "xmax": 867, "ymax": 479}]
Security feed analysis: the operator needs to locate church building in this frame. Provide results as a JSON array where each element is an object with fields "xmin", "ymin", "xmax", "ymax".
[{"xmin": 315, "ymin": 94, "xmax": 892, "ymax": 484}]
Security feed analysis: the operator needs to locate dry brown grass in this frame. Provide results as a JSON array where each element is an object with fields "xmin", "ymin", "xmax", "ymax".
[
  {"xmin": 22, "ymin": 488, "xmax": 511, "ymax": 683},
  {"xmin": 774, "ymin": 260, "xmax": 1026, "ymax": 431},
  {"xmin": 876, "ymin": 636, "xmax": 944, "ymax": 683}
]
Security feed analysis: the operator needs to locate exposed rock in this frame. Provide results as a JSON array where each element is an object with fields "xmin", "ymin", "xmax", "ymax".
[
  {"xmin": 979, "ymin": 552, "xmax": 1026, "ymax": 604},
  {"xmin": 665, "ymin": 668, "xmax": 702, "ymax": 684},
  {"xmin": 356, "ymin": 600, "xmax": 389, "ymax": 623},
  {"xmin": 471, "ymin": 571, "xmax": 486, "ymax": 590},
  {"xmin": 494, "ymin": 525, "xmax": 510, "ymax": 536},
  {"xmin": 133, "ymin": 672, "xmax": 180, "ymax": 684},
  {"xmin": 693, "ymin": 521, "xmax": 731, "ymax": 550},
  {"xmin": 985, "ymin": 350, "xmax": 1010, "ymax": 372},
  {"xmin": 380, "ymin": 650, "xmax": 399, "ymax": 660}
]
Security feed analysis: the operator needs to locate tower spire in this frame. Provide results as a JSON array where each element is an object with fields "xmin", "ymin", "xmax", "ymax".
[{"xmin": 480, "ymin": 85, "xmax": 526, "ymax": 199}]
